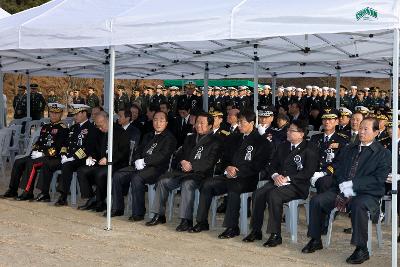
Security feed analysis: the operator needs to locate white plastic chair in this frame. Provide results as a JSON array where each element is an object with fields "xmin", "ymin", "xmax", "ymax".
[
  {"xmin": 50, "ymin": 170, "xmax": 79, "ymax": 206},
  {"xmin": 0, "ymin": 128, "xmax": 14, "ymax": 168},
  {"xmin": 15, "ymin": 127, "xmax": 41, "ymax": 161},
  {"xmin": 5, "ymin": 125, "xmax": 22, "ymax": 165},
  {"xmin": 0, "ymin": 131, "xmax": 8, "ymax": 179},
  {"xmin": 325, "ymin": 207, "xmax": 383, "ymax": 255},
  {"xmin": 283, "ymin": 198, "xmax": 310, "ymax": 243}
]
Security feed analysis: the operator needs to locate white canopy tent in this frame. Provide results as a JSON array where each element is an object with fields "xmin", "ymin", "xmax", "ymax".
[
  {"xmin": 0, "ymin": 1, "xmax": 398, "ymax": 265},
  {"xmin": 0, "ymin": 8, "xmax": 10, "ymax": 18}
]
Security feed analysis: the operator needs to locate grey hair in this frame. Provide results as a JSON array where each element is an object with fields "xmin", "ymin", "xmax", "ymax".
[{"xmin": 96, "ymin": 111, "xmax": 109, "ymax": 120}]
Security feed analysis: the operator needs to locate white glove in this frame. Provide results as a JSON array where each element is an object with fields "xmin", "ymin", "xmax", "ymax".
[
  {"xmin": 134, "ymin": 158, "xmax": 146, "ymax": 170},
  {"xmin": 339, "ymin": 180, "xmax": 353, "ymax": 193},
  {"xmin": 310, "ymin": 171, "xmax": 326, "ymax": 187},
  {"xmin": 85, "ymin": 157, "xmax": 97, "ymax": 166},
  {"xmin": 31, "ymin": 150, "xmax": 44, "ymax": 159},
  {"xmin": 343, "ymin": 186, "xmax": 356, "ymax": 198},
  {"xmin": 257, "ymin": 125, "xmax": 266, "ymax": 135},
  {"xmin": 61, "ymin": 155, "xmax": 74, "ymax": 164}
]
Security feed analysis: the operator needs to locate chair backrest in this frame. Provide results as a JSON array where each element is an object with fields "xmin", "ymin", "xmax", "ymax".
[
  {"xmin": 307, "ymin": 130, "xmax": 321, "ymax": 139},
  {"xmin": 62, "ymin": 117, "xmax": 74, "ymax": 128},
  {"xmin": 307, "ymin": 125, "xmax": 314, "ymax": 131},
  {"xmin": 24, "ymin": 127, "xmax": 42, "ymax": 156},
  {"xmin": 9, "ymin": 119, "xmax": 22, "ymax": 126},
  {"xmin": 0, "ymin": 128, "xmax": 13, "ymax": 156},
  {"xmin": 0, "ymin": 131, "xmax": 9, "ymax": 157},
  {"xmin": 8, "ymin": 125, "xmax": 22, "ymax": 150},
  {"xmin": 40, "ymin": 118, "xmax": 50, "ymax": 124},
  {"xmin": 25, "ymin": 120, "xmax": 42, "ymax": 137}
]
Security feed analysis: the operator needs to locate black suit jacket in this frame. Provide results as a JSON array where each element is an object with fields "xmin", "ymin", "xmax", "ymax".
[
  {"xmin": 174, "ymin": 116, "xmax": 193, "ymax": 147},
  {"xmin": 134, "ymin": 130, "xmax": 177, "ymax": 179},
  {"xmin": 124, "ymin": 122, "xmax": 141, "ymax": 147},
  {"xmin": 179, "ymin": 133, "xmax": 220, "ymax": 178},
  {"xmin": 334, "ymin": 141, "xmax": 391, "ymax": 197},
  {"xmin": 269, "ymin": 140, "xmax": 319, "ymax": 197}
]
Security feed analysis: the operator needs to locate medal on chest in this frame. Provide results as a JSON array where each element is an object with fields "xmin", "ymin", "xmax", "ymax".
[
  {"xmin": 325, "ymin": 148, "xmax": 335, "ymax": 163},
  {"xmin": 46, "ymin": 133, "xmax": 53, "ymax": 147},
  {"xmin": 146, "ymin": 143, "xmax": 157, "ymax": 155}
]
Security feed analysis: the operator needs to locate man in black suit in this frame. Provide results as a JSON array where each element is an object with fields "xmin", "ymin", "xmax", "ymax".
[
  {"xmin": 117, "ymin": 109, "xmax": 141, "ymax": 147},
  {"xmin": 177, "ymin": 83, "xmax": 202, "ymax": 113},
  {"xmin": 145, "ymin": 112, "xmax": 220, "ymax": 230},
  {"xmin": 309, "ymin": 109, "xmax": 349, "ymax": 193},
  {"xmin": 189, "ymin": 110, "xmax": 272, "ymax": 238},
  {"xmin": 302, "ymin": 117, "xmax": 391, "ymax": 264},
  {"xmin": 110, "ymin": 111, "xmax": 177, "ymax": 220},
  {"xmin": 243, "ymin": 119, "xmax": 318, "ymax": 246},
  {"xmin": 174, "ymin": 103, "xmax": 193, "ymax": 147},
  {"xmin": 289, "ymin": 102, "xmax": 308, "ymax": 124},
  {"xmin": 77, "ymin": 111, "xmax": 130, "ymax": 212},
  {"xmin": 347, "ymin": 112, "xmax": 365, "ymax": 143}
]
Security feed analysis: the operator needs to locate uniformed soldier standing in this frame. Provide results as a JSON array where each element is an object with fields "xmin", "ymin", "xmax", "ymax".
[
  {"xmin": 13, "ymin": 85, "xmax": 27, "ymax": 119},
  {"xmin": 46, "ymin": 89, "xmax": 58, "ymax": 104},
  {"xmin": 339, "ymin": 86, "xmax": 352, "ymax": 109},
  {"xmin": 209, "ymin": 87, "xmax": 225, "ymax": 112},
  {"xmin": 52, "ymin": 104, "xmax": 98, "ymax": 206},
  {"xmin": 309, "ymin": 109, "xmax": 349, "ymax": 193},
  {"xmin": 72, "ymin": 89, "xmax": 86, "ymax": 104},
  {"xmin": 30, "ymin": 84, "xmax": 46, "ymax": 120},
  {"xmin": 1, "ymin": 103, "xmax": 68, "ymax": 200},
  {"xmin": 86, "ymin": 87, "xmax": 100, "ymax": 108},
  {"xmin": 114, "ymin": 85, "xmax": 130, "ymax": 113},
  {"xmin": 167, "ymin": 86, "xmax": 179, "ymax": 114}
]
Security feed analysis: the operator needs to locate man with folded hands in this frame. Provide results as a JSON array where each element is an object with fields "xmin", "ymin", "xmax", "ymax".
[{"xmin": 302, "ymin": 117, "xmax": 390, "ymax": 264}]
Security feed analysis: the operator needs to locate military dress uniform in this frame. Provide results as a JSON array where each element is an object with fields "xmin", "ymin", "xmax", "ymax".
[
  {"xmin": 2, "ymin": 103, "xmax": 68, "ymax": 200},
  {"xmin": 147, "ymin": 132, "xmax": 220, "ymax": 228},
  {"xmin": 13, "ymin": 91, "xmax": 27, "ymax": 119},
  {"xmin": 111, "ymin": 129, "xmax": 177, "ymax": 218},
  {"xmin": 50, "ymin": 105, "xmax": 98, "ymax": 206},
  {"xmin": 86, "ymin": 93, "xmax": 100, "ymax": 108},
  {"xmin": 30, "ymin": 88, "xmax": 46, "ymax": 120},
  {"xmin": 114, "ymin": 93, "xmax": 130, "ymax": 113}
]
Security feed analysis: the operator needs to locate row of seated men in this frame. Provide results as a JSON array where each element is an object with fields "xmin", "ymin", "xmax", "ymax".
[{"xmin": 0, "ymin": 102, "xmax": 396, "ymax": 265}]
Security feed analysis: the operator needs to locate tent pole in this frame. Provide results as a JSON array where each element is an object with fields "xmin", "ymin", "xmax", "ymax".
[
  {"xmin": 0, "ymin": 71, "xmax": 4, "ymax": 128},
  {"xmin": 26, "ymin": 72, "xmax": 31, "ymax": 119},
  {"xmin": 389, "ymin": 75, "xmax": 393, "ymax": 105},
  {"xmin": 253, "ymin": 60, "xmax": 259, "ymax": 124},
  {"xmin": 272, "ymin": 75, "xmax": 277, "ymax": 106},
  {"xmin": 203, "ymin": 63, "xmax": 209, "ymax": 111},
  {"xmin": 335, "ymin": 69, "xmax": 341, "ymax": 109},
  {"xmin": 105, "ymin": 46, "xmax": 115, "ymax": 231},
  {"xmin": 103, "ymin": 62, "xmax": 110, "ymax": 112},
  {"xmin": 391, "ymin": 28, "xmax": 399, "ymax": 267}
]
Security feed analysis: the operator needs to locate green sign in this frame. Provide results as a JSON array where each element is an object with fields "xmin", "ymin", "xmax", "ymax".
[{"xmin": 356, "ymin": 7, "xmax": 378, "ymax": 21}]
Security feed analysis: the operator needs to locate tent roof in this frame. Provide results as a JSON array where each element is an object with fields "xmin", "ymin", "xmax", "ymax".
[{"xmin": 0, "ymin": 8, "xmax": 10, "ymax": 18}]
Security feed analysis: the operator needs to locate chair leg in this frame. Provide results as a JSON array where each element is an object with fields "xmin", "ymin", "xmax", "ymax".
[
  {"xmin": 325, "ymin": 208, "xmax": 337, "ymax": 248},
  {"xmin": 239, "ymin": 193, "xmax": 248, "ymax": 236},
  {"xmin": 376, "ymin": 219, "xmax": 384, "ymax": 248},
  {"xmin": 127, "ymin": 185, "xmax": 132, "ymax": 216},
  {"xmin": 367, "ymin": 212, "xmax": 372, "ymax": 256},
  {"xmin": 210, "ymin": 196, "xmax": 218, "ymax": 229},
  {"xmin": 384, "ymin": 200, "xmax": 392, "ymax": 225},
  {"xmin": 50, "ymin": 172, "xmax": 58, "ymax": 200},
  {"xmin": 70, "ymin": 172, "xmax": 77, "ymax": 206},
  {"xmin": 193, "ymin": 189, "xmax": 200, "ymax": 219},
  {"xmin": 147, "ymin": 184, "xmax": 155, "ymax": 219},
  {"xmin": 284, "ymin": 205, "xmax": 291, "ymax": 233},
  {"xmin": 289, "ymin": 200, "xmax": 299, "ymax": 243},
  {"xmin": 304, "ymin": 201, "xmax": 310, "ymax": 225},
  {"xmin": 167, "ymin": 189, "xmax": 176, "ymax": 222}
]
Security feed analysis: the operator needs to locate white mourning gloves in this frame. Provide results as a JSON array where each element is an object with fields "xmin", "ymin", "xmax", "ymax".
[
  {"xmin": 31, "ymin": 150, "xmax": 44, "ymax": 159},
  {"xmin": 134, "ymin": 158, "xmax": 146, "ymax": 170},
  {"xmin": 339, "ymin": 180, "xmax": 356, "ymax": 198},
  {"xmin": 310, "ymin": 172, "xmax": 326, "ymax": 187},
  {"xmin": 61, "ymin": 155, "xmax": 74, "ymax": 164},
  {"xmin": 85, "ymin": 157, "xmax": 97, "ymax": 166}
]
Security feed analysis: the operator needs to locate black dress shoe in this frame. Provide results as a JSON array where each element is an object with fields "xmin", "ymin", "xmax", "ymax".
[
  {"xmin": 145, "ymin": 214, "xmax": 166, "ymax": 226},
  {"xmin": 16, "ymin": 192, "xmax": 34, "ymax": 201},
  {"xmin": 301, "ymin": 238, "xmax": 323, "ymax": 253},
  {"xmin": 346, "ymin": 246, "xmax": 369, "ymax": 264},
  {"xmin": 242, "ymin": 230, "xmax": 262, "ymax": 242},
  {"xmin": 35, "ymin": 193, "xmax": 50, "ymax": 202},
  {"xmin": 103, "ymin": 210, "xmax": 124, "ymax": 217},
  {"xmin": 218, "ymin": 227, "xmax": 240, "ymax": 239},
  {"xmin": 128, "ymin": 215, "xmax": 145, "ymax": 222},
  {"xmin": 95, "ymin": 202, "xmax": 106, "ymax": 212},
  {"xmin": 1, "ymin": 189, "xmax": 18, "ymax": 198},
  {"xmin": 78, "ymin": 197, "xmax": 96, "ymax": 210},
  {"xmin": 54, "ymin": 196, "xmax": 68, "ymax": 207},
  {"xmin": 176, "ymin": 219, "xmax": 193, "ymax": 232},
  {"xmin": 263, "ymin": 233, "xmax": 282, "ymax": 247},
  {"xmin": 343, "ymin": 228, "xmax": 352, "ymax": 234},
  {"xmin": 189, "ymin": 222, "xmax": 209, "ymax": 233}
]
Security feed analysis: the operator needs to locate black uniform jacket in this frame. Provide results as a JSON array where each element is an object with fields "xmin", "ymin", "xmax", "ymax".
[{"xmin": 32, "ymin": 121, "xmax": 69, "ymax": 157}]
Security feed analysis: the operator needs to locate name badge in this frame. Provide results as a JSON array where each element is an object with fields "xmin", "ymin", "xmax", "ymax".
[
  {"xmin": 245, "ymin": 146, "xmax": 253, "ymax": 161},
  {"xmin": 194, "ymin": 146, "xmax": 203, "ymax": 160},
  {"xmin": 294, "ymin": 155, "xmax": 303, "ymax": 170}
]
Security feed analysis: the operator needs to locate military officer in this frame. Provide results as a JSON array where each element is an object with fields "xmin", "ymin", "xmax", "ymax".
[
  {"xmin": 167, "ymin": 86, "xmax": 179, "ymax": 114},
  {"xmin": 46, "ymin": 89, "xmax": 58, "ymax": 104},
  {"xmin": 72, "ymin": 89, "xmax": 86, "ymax": 104},
  {"xmin": 209, "ymin": 87, "xmax": 225, "ymax": 112},
  {"xmin": 114, "ymin": 85, "xmax": 130, "ymax": 113},
  {"xmin": 86, "ymin": 87, "xmax": 100, "ymax": 108},
  {"xmin": 237, "ymin": 86, "xmax": 250, "ymax": 111},
  {"xmin": 190, "ymin": 110, "xmax": 272, "ymax": 238},
  {"xmin": 1, "ymin": 103, "xmax": 68, "ymax": 201},
  {"xmin": 309, "ymin": 109, "xmax": 349, "ymax": 193},
  {"xmin": 52, "ymin": 104, "xmax": 98, "ymax": 206},
  {"xmin": 13, "ymin": 85, "xmax": 27, "ymax": 119},
  {"xmin": 336, "ymin": 107, "xmax": 352, "ymax": 134},
  {"xmin": 351, "ymin": 89, "xmax": 368, "ymax": 111},
  {"xmin": 338, "ymin": 86, "xmax": 352, "ymax": 109},
  {"xmin": 146, "ymin": 112, "xmax": 220, "ymax": 231},
  {"xmin": 30, "ymin": 84, "xmax": 46, "ymax": 120},
  {"xmin": 257, "ymin": 105, "xmax": 275, "ymax": 138},
  {"xmin": 242, "ymin": 119, "xmax": 318, "ymax": 246}
]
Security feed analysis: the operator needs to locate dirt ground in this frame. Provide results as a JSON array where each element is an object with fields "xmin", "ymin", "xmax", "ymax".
[{"xmin": 0, "ymin": 174, "xmax": 396, "ymax": 267}]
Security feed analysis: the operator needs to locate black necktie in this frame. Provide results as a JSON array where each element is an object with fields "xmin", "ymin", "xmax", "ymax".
[
  {"xmin": 348, "ymin": 146, "xmax": 365, "ymax": 180},
  {"xmin": 324, "ymin": 135, "xmax": 329, "ymax": 143},
  {"xmin": 230, "ymin": 126, "xmax": 234, "ymax": 133},
  {"xmin": 291, "ymin": 144, "xmax": 295, "ymax": 151}
]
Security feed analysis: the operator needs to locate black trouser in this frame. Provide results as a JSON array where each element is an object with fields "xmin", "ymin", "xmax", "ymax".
[
  {"xmin": 77, "ymin": 165, "xmax": 108, "ymax": 203},
  {"xmin": 36, "ymin": 158, "xmax": 61, "ymax": 194},
  {"xmin": 315, "ymin": 175, "xmax": 333, "ymax": 194},
  {"xmin": 18, "ymin": 157, "xmax": 47, "ymax": 193},
  {"xmin": 196, "ymin": 175, "xmax": 257, "ymax": 228},
  {"xmin": 57, "ymin": 159, "xmax": 85, "ymax": 198},
  {"xmin": 8, "ymin": 156, "xmax": 29, "ymax": 192},
  {"xmin": 111, "ymin": 167, "xmax": 135, "ymax": 212},
  {"xmin": 250, "ymin": 183, "xmax": 305, "ymax": 234},
  {"xmin": 307, "ymin": 191, "xmax": 380, "ymax": 247}
]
